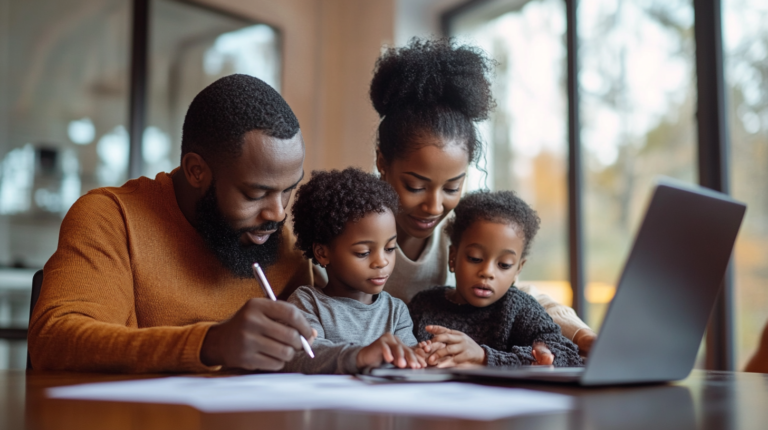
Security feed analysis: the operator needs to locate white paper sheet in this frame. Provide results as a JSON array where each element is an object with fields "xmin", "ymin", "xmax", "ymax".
[{"xmin": 47, "ymin": 374, "xmax": 573, "ymax": 421}]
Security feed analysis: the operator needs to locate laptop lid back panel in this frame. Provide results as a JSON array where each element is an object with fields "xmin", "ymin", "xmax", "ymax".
[{"xmin": 581, "ymin": 182, "xmax": 745, "ymax": 385}]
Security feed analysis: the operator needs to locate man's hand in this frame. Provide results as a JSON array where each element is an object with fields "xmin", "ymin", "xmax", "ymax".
[
  {"xmin": 423, "ymin": 325, "xmax": 485, "ymax": 368},
  {"xmin": 573, "ymin": 329, "xmax": 597, "ymax": 357},
  {"xmin": 356, "ymin": 333, "xmax": 426, "ymax": 369},
  {"xmin": 200, "ymin": 298, "xmax": 315, "ymax": 370},
  {"xmin": 532, "ymin": 341, "xmax": 554, "ymax": 365}
]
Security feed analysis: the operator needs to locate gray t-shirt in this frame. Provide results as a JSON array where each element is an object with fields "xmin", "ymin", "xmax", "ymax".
[{"xmin": 283, "ymin": 285, "xmax": 418, "ymax": 374}]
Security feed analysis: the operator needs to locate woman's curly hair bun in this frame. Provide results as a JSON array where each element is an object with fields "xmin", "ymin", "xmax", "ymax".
[{"xmin": 370, "ymin": 37, "xmax": 496, "ymax": 121}]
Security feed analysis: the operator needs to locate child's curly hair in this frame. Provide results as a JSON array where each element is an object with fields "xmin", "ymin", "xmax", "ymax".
[
  {"xmin": 291, "ymin": 168, "xmax": 400, "ymax": 264},
  {"xmin": 446, "ymin": 190, "xmax": 541, "ymax": 258}
]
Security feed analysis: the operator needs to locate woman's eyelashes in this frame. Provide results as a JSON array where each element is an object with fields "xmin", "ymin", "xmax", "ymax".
[
  {"xmin": 404, "ymin": 186, "xmax": 461, "ymax": 194},
  {"xmin": 444, "ymin": 186, "xmax": 461, "ymax": 194}
]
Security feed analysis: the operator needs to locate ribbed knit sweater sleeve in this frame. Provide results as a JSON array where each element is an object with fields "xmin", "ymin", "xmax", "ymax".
[
  {"xmin": 488, "ymin": 290, "xmax": 582, "ymax": 367},
  {"xmin": 28, "ymin": 193, "xmax": 217, "ymax": 373}
]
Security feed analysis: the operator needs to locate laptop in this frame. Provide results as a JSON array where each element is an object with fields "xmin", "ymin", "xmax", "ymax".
[{"xmin": 366, "ymin": 178, "xmax": 746, "ymax": 386}]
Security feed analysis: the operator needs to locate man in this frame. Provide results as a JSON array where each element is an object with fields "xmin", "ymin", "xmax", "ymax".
[{"xmin": 28, "ymin": 75, "xmax": 316, "ymax": 372}]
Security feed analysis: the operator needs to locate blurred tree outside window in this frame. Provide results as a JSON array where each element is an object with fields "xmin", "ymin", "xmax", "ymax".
[
  {"xmin": 723, "ymin": 0, "xmax": 768, "ymax": 370},
  {"xmin": 578, "ymin": 0, "xmax": 697, "ymax": 330}
]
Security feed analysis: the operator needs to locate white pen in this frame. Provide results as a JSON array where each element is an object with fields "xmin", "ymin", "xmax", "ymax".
[{"xmin": 252, "ymin": 263, "xmax": 315, "ymax": 358}]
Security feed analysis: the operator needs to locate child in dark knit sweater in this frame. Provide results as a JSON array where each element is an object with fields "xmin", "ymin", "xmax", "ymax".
[{"xmin": 409, "ymin": 191, "xmax": 583, "ymax": 368}]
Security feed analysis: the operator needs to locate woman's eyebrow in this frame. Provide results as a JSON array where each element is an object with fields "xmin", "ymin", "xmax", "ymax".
[
  {"xmin": 403, "ymin": 172, "xmax": 466, "ymax": 182},
  {"xmin": 404, "ymin": 172, "xmax": 431, "ymax": 181}
]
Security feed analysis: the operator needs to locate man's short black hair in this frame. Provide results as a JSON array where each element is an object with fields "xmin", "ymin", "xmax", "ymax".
[
  {"xmin": 291, "ymin": 168, "xmax": 400, "ymax": 265},
  {"xmin": 181, "ymin": 74, "xmax": 300, "ymax": 164},
  {"xmin": 446, "ymin": 190, "xmax": 541, "ymax": 258}
]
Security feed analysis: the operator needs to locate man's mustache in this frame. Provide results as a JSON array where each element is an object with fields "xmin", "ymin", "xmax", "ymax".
[{"xmin": 237, "ymin": 217, "xmax": 286, "ymax": 235}]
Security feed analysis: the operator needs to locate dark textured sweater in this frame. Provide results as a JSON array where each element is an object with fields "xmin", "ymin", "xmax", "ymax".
[{"xmin": 409, "ymin": 286, "xmax": 583, "ymax": 367}]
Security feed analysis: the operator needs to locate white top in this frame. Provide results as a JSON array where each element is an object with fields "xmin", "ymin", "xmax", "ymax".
[{"xmin": 312, "ymin": 219, "xmax": 591, "ymax": 341}]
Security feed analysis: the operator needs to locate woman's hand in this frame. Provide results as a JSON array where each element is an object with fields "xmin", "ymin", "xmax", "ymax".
[
  {"xmin": 531, "ymin": 342, "xmax": 554, "ymax": 365},
  {"xmin": 356, "ymin": 333, "xmax": 426, "ymax": 369},
  {"xmin": 423, "ymin": 325, "xmax": 486, "ymax": 368},
  {"xmin": 573, "ymin": 329, "xmax": 597, "ymax": 357}
]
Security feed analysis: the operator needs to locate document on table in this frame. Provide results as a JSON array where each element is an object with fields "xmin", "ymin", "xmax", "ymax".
[{"xmin": 47, "ymin": 373, "xmax": 573, "ymax": 421}]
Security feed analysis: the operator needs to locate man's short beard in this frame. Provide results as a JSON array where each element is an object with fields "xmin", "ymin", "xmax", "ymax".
[{"xmin": 194, "ymin": 180, "xmax": 284, "ymax": 279}]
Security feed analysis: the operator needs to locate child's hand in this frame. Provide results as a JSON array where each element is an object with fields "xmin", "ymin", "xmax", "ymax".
[
  {"xmin": 356, "ymin": 333, "xmax": 426, "ymax": 369},
  {"xmin": 531, "ymin": 341, "xmax": 554, "ymax": 365},
  {"xmin": 424, "ymin": 325, "xmax": 486, "ymax": 368},
  {"xmin": 414, "ymin": 340, "xmax": 447, "ymax": 362}
]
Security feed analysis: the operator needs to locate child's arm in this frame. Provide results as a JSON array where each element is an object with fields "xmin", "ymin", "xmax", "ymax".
[
  {"xmin": 282, "ymin": 291, "xmax": 364, "ymax": 374},
  {"xmin": 508, "ymin": 291, "xmax": 583, "ymax": 367}
]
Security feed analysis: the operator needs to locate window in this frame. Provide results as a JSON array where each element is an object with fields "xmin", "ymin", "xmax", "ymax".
[
  {"xmin": 578, "ymin": 0, "xmax": 697, "ymax": 329},
  {"xmin": 446, "ymin": 0, "xmax": 740, "ymax": 368},
  {"xmin": 451, "ymin": 0, "xmax": 572, "ymax": 307}
]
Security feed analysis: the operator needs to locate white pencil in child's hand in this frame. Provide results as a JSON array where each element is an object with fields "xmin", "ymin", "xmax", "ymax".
[{"xmin": 252, "ymin": 263, "xmax": 315, "ymax": 358}]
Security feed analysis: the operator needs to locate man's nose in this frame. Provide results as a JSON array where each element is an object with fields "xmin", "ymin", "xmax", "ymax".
[{"xmin": 259, "ymin": 193, "xmax": 285, "ymax": 224}]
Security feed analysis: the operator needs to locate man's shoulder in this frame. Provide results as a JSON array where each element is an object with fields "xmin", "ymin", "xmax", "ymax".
[{"xmin": 71, "ymin": 173, "xmax": 172, "ymax": 215}]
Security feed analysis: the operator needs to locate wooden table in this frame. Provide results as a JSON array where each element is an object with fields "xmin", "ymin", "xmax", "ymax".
[{"xmin": 2, "ymin": 369, "xmax": 767, "ymax": 429}]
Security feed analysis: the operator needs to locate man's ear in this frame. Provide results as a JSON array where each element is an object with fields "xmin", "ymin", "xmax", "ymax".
[
  {"xmin": 180, "ymin": 152, "xmax": 212, "ymax": 191},
  {"xmin": 375, "ymin": 149, "xmax": 388, "ymax": 180},
  {"xmin": 313, "ymin": 243, "xmax": 331, "ymax": 268},
  {"xmin": 448, "ymin": 245, "xmax": 458, "ymax": 273}
]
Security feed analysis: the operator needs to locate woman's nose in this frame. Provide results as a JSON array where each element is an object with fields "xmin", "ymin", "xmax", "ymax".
[{"xmin": 421, "ymin": 190, "xmax": 443, "ymax": 216}]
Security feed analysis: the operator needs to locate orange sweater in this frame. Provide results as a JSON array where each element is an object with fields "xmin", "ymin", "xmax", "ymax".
[{"xmin": 28, "ymin": 171, "xmax": 312, "ymax": 373}]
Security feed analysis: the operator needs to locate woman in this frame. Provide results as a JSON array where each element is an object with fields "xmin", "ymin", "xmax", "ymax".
[{"xmin": 370, "ymin": 38, "xmax": 597, "ymax": 355}]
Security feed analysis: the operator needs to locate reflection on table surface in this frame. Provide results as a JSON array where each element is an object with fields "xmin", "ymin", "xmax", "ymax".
[{"xmin": 2, "ymin": 370, "xmax": 767, "ymax": 430}]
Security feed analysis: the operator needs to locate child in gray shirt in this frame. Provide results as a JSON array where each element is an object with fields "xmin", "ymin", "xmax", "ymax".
[{"xmin": 284, "ymin": 168, "xmax": 427, "ymax": 374}]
